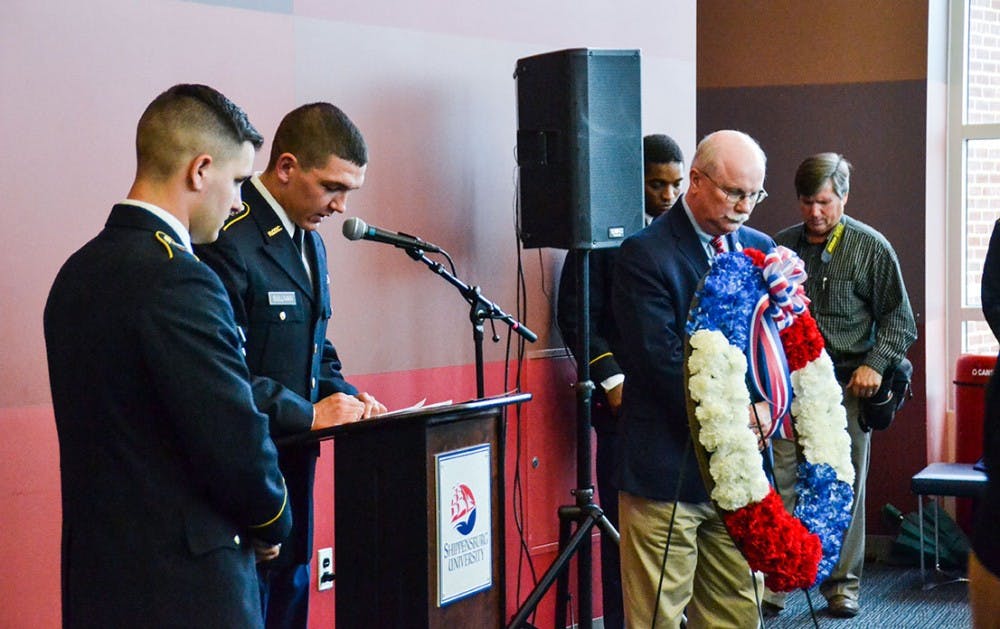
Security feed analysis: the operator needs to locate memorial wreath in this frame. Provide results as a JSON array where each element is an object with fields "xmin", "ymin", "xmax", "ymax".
[{"xmin": 684, "ymin": 246, "xmax": 854, "ymax": 591}]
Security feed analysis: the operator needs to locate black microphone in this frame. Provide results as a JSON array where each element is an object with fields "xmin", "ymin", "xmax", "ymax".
[{"xmin": 342, "ymin": 217, "xmax": 442, "ymax": 253}]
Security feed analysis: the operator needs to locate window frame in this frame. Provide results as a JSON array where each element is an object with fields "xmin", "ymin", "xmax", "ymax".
[{"xmin": 947, "ymin": 0, "xmax": 1000, "ymax": 383}]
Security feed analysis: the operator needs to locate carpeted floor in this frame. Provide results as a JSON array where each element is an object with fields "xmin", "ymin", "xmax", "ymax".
[{"xmin": 762, "ymin": 561, "xmax": 971, "ymax": 628}]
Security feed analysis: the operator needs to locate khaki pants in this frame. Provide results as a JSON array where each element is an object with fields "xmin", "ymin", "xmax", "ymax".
[
  {"xmin": 619, "ymin": 491, "xmax": 762, "ymax": 628},
  {"xmin": 766, "ymin": 390, "xmax": 868, "ymax": 606}
]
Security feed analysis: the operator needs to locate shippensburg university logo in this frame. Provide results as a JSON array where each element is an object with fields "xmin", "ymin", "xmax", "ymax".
[{"xmin": 449, "ymin": 483, "xmax": 477, "ymax": 535}]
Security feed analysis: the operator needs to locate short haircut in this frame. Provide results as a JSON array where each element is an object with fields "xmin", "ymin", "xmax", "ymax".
[
  {"xmin": 643, "ymin": 134, "xmax": 685, "ymax": 167},
  {"xmin": 267, "ymin": 103, "xmax": 367, "ymax": 171},
  {"xmin": 691, "ymin": 130, "xmax": 766, "ymax": 177},
  {"xmin": 136, "ymin": 84, "xmax": 263, "ymax": 181},
  {"xmin": 795, "ymin": 152, "xmax": 851, "ymax": 198}
]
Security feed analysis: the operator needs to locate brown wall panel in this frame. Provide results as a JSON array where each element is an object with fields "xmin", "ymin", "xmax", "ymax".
[{"xmin": 698, "ymin": 0, "xmax": 929, "ymax": 88}]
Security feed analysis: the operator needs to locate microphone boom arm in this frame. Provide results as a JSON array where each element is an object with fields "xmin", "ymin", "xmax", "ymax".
[{"xmin": 403, "ymin": 247, "xmax": 537, "ymax": 397}]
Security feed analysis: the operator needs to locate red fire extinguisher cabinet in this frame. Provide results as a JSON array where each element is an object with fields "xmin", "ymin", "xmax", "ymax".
[{"xmin": 954, "ymin": 353, "xmax": 996, "ymax": 463}]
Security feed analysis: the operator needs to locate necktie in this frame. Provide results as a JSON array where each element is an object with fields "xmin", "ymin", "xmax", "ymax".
[
  {"xmin": 292, "ymin": 227, "xmax": 313, "ymax": 282},
  {"xmin": 711, "ymin": 235, "xmax": 726, "ymax": 256}
]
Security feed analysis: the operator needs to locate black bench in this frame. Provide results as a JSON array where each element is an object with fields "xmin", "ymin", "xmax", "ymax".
[{"xmin": 910, "ymin": 462, "xmax": 988, "ymax": 588}]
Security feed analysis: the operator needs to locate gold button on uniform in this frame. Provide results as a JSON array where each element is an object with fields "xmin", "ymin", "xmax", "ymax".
[
  {"xmin": 279, "ymin": 311, "xmax": 286, "ymax": 321},
  {"xmin": 234, "ymin": 535, "xmax": 241, "ymax": 545}
]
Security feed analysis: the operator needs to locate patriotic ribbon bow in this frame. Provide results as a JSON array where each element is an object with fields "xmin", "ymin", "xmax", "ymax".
[
  {"xmin": 761, "ymin": 246, "xmax": 810, "ymax": 331},
  {"xmin": 746, "ymin": 246, "xmax": 809, "ymax": 438}
]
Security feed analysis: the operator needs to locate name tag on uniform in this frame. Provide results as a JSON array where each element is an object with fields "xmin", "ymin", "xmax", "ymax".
[{"xmin": 268, "ymin": 291, "xmax": 297, "ymax": 306}]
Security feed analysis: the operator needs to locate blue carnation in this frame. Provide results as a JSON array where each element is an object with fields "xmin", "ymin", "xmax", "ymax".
[
  {"xmin": 793, "ymin": 462, "xmax": 854, "ymax": 584},
  {"xmin": 687, "ymin": 252, "xmax": 767, "ymax": 352}
]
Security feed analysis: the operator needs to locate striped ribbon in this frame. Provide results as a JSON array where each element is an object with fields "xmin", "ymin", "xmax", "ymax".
[
  {"xmin": 761, "ymin": 247, "xmax": 810, "ymax": 331},
  {"xmin": 747, "ymin": 247, "xmax": 810, "ymax": 438},
  {"xmin": 748, "ymin": 293, "xmax": 792, "ymax": 439}
]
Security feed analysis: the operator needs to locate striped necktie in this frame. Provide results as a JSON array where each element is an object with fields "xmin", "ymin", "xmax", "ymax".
[{"xmin": 711, "ymin": 235, "xmax": 726, "ymax": 256}]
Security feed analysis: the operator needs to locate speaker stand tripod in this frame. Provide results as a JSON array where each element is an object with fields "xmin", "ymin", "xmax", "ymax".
[{"xmin": 508, "ymin": 248, "xmax": 620, "ymax": 629}]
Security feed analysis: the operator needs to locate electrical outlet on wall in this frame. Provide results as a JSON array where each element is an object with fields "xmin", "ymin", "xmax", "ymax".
[{"xmin": 317, "ymin": 547, "xmax": 334, "ymax": 591}]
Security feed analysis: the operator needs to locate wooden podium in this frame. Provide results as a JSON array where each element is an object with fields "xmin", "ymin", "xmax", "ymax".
[{"xmin": 279, "ymin": 393, "xmax": 530, "ymax": 628}]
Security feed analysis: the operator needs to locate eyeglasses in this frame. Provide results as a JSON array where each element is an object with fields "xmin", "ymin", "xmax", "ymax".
[{"xmin": 697, "ymin": 169, "xmax": 768, "ymax": 207}]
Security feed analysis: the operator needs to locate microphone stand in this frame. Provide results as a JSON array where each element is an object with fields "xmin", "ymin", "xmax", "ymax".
[{"xmin": 404, "ymin": 247, "xmax": 537, "ymax": 397}]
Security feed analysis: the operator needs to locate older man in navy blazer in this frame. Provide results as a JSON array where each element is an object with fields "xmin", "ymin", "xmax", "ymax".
[
  {"xmin": 613, "ymin": 130, "xmax": 775, "ymax": 627},
  {"xmin": 197, "ymin": 103, "xmax": 384, "ymax": 629}
]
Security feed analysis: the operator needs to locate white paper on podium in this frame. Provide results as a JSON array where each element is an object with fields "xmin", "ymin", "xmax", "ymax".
[{"xmin": 376, "ymin": 398, "xmax": 453, "ymax": 419}]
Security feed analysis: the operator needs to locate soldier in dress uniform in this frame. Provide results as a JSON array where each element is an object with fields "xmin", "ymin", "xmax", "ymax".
[
  {"xmin": 197, "ymin": 102, "xmax": 385, "ymax": 629},
  {"xmin": 44, "ymin": 84, "xmax": 292, "ymax": 628}
]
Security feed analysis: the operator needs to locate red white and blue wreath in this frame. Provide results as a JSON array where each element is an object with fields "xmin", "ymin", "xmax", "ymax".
[{"xmin": 684, "ymin": 246, "xmax": 854, "ymax": 592}]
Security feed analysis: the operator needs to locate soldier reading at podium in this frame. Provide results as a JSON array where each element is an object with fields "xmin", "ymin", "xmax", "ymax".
[{"xmin": 197, "ymin": 103, "xmax": 385, "ymax": 629}]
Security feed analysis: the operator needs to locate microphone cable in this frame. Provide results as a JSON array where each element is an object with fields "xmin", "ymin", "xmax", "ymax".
[
  {"xmin": 751, "ymin": 404, "xmax": 767, "ymax": 628},
  {"xmin": 508, "ymin": 157, "xmax": 539, "ymax": 622}
]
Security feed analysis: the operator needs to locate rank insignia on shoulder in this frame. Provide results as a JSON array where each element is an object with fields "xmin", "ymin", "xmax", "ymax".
[
  {"xmin": 154, "ymin": 231, "xmax": 191, "ymax": 260},
  {"xmin": 222, "ymin": 202, "xmax": 251, "ymax": 231},
  {"xmin": 266, "ymin": 225, "xmax": 284, "ymax": 237}
]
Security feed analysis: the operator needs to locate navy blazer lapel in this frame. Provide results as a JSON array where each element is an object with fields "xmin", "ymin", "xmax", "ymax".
[
  {"xmin": 728, "ymin": 230, "xmax": 741, "ymax": 252},
  {"xmin": 665, "ymin": 200, "xmax": 710, "ymax": 276},
  {"xmin": 241, "ymin": 185, "xmax": 315, "ymax": 299}
]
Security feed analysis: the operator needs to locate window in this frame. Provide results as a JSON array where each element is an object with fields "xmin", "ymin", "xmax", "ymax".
[{"xmin": 949, "ymin": 0, "xmax": 1000, "ymax": 359}]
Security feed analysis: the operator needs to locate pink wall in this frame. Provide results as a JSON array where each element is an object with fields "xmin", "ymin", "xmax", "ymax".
[
  {"xmin": 0, "ymin": 0, "xmax": 696, "ymax": 626},
  {"xmin": 0, "ymin": 407, "xmax": 61, "ymax": 628}
]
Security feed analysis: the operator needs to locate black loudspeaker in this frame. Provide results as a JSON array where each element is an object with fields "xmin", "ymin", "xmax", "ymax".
[{"xmin": 515, "ymin": 48, "xmax": 643, "ymax": 250}]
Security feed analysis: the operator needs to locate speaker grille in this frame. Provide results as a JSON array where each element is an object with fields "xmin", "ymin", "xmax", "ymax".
[{"xmin": 516, "ymin": 49, "xmax": 643, "ymax": 250}]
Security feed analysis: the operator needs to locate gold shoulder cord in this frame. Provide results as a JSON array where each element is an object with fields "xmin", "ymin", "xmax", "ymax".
[
  {"xmin": 223, "ymin": 202, "xmax": 251, "ymax": 231},
  {"xmin": 155, "ymin": 231, "xmax": 176, "ymax": 259},
  {"xmin": 154, "ymin": 231, "xmax": 197, "ymax": 260}
]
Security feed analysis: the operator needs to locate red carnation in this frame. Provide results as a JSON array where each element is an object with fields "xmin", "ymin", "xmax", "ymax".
[
  {"xmin": 780, "ymin": 311, "xmax": 824, "ymax": 371},
  {"xmin": 742, "ymin": 248, "xmax": 766, "ymax": 267},
  {"xmin": 722, "ymin": 489, "xmax": 821, "ymax": 591}
]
